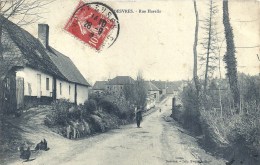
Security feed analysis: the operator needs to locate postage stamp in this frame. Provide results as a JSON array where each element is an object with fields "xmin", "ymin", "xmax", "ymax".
[{"xmin": 64, "ymin": 1, "xmax": 120, "ymax": 51}]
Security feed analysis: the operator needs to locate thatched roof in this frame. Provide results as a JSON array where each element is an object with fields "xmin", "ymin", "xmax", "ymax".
[
  {"xmin": 2, "ymin": 17, "xmax": 64, "ymax": 79},
  {"xmin": 1, "ymin": 17, "xmax": 90, "ymax": 86},
  {"xmin": 48, "ymin": 47, "xmax": 90, "ymax": 86}
]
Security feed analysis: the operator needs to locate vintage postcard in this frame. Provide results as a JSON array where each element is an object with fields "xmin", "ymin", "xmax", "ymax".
[{"xmin": 0, "ymin": 0, "xmax": 259, "ymax": 164}]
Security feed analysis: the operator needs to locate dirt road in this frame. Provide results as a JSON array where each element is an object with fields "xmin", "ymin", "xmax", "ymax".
[{"xmin": 8, "ymin": 96, "xmax": 225, "ymax": 165}]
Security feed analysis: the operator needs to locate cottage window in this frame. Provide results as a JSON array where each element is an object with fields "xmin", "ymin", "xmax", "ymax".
[
  {"xmin": 60, "ymin": 83, "xmax": 62, "ymax": 95},
  {"xmin": 69, "ymin": 85, "xmax": 71, "ymax": 95},
  {"xmin": 46, "ymin": 78, "xmax": 49, "ymax": 90},
  {"xmin": 28, "ymin": 83, "xmax": 32, "ymax": 96},
  {"xmin": 5, "ymin": 78, "xmax": 10, "ymax": 90}
]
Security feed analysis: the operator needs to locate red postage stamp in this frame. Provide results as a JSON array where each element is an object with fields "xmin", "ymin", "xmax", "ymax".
[{"xmin": 64, "ymin": 1, "xmax": 119, "ymax": 50}]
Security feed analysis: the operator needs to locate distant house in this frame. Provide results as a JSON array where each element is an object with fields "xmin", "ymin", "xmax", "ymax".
[
  {"xmin": 144, "ymin": 81, "xmax": 160, "ymax": 109},
  {"xmin": 1, "ymin": 18, "xmax": 90, "ymax": 114},
  {"xmin": 92, "ymin": 81, "xmax": 107, "ymax": 94},
  {"xmin": 151, "ymin": 81, "xmax": 167, "ymax": 96},
  {"xmin": 166, "ymin": 81, "xmax": 182, "ymax": 96},
  {"xmin": 166, "ymin": 87, "xmax": 174, "ymax": 94},
  {"xmin": 106, "ymin": 76, "xmax": 135, "ymax": 96}
]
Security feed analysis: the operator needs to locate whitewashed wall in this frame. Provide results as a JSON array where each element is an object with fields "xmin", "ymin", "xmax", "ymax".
[
  {"xmin": 16, "ymin": 67, "xmax": 88, "ymax": 104},
  {"xmin": 146, "ymin": 96, "xmax": 156, "ymax": 110},
  {"xmin": 161, "ymin": 89, "xmax": 167, "ymax": 95},
  {"xmin": 76, "ymin": 84, "xmax": 88, "ymax": 105},
  {"xmin": 148, "ymin": 90, "xmax": 160, "ymax": 102},
  {"xmin": 56, "ymin": 79, "xmax": 75, "ymax": 103},
  {"xmin": 16, "ymin": 67, "xmax": 53, "ymax": 97}
]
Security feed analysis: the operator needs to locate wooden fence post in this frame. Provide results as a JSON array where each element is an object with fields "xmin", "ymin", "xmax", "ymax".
[{"xmin": 172, "ymin": 97, "xmax": 176, "ymax": 116}]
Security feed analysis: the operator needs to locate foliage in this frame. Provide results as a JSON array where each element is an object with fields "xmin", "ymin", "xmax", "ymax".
[
  {"xmin": 223, "ymin": 0, "xmax": 240, "ymax": 108},
  {"xmin": 84, "ymin": 99, "xmax": 97, "ymax": 114},
  {"xmin": 98, "ymin": 97, "xmax": 119, "ymax": 114},
  {"xmin": 180, "ymin": 82, "xmax": 202, "ymax": 135},
  {"xmin": 239, "ymin": 74, "xmax": 260, "ymax": 105},
  {"xmin": 68, "ymin": 106, "xmax": 81, "ymax": 120},
  {"xmin": 45, "ymin": 92, "xmax": 136, "ymax": 139},
  {"xmin": 199, "ymin": 0, "xmax": 220, "ymax": 90},
  {"xmin": 122, "ymin": 85, "xmax": 136, "ymax": 104},
  {"xmin": 134, "ymin": 71, "xmax": 147, "ymax": 107},
  {"xmin": 200, "ymin": 106, "xmax": 260, "ymax": 163},
  {"xmin": 135, "ymin": 77, "xmax": 147, "ymax": 108},
  {"xmin": 122, "ymin": 72, "xmax": 147, "ymax": 108},
  {"xmin": 89, "ymin": 92, "xmax": 103, "ymax": 103},
  {"xmin": 179, "ymin": 74, "xmax": 260, "ymax": 163},
  {"xmin": 46, "ymin": 99, "xmax": 72, "ymax": 126},
  {"xmin": 89, "ymin": 115, "xmax": 106, "ymax": 133}
]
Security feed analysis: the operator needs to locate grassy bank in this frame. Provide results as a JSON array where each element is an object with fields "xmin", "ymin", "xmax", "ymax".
[
  {"xmin": 44, "ymin": 93, "xmax": 136, "ymax": 139},
  {"xmin": 173, "ymin": 75, "xmax": 260, "ymax": 165}
]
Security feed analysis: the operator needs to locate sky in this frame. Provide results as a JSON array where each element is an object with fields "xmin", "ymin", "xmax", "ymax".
[{"xmin": 21, "ymin": 0, "xmax": 259, "ymax": 85}]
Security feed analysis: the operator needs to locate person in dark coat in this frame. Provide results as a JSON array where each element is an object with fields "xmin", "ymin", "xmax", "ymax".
[{"xmin": 136, "ymin": 106, "xmax": 143, "ymax": 128}]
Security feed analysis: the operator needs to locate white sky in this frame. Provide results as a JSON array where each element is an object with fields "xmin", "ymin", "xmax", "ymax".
[{"xmin": 22, "ymin": 0, "xmax": 259, "ymax": 85}]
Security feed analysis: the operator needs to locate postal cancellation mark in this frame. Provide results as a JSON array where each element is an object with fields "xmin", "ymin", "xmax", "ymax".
[{"xmin": 64, "ymin": 1, "xmax": 120, "ymax": 51}]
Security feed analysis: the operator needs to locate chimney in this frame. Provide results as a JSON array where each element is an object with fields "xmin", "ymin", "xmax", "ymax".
[{"xmin": 38, "ymin": 24, "xmax": 49, "ymax": 48}]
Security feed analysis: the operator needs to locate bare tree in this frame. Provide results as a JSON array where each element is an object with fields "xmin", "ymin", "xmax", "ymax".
[
  {"xmin": 123, "ymin": 84, "xmax": 135, "ymax": 104},
  {"xmin": 122, "ymin": 71, "xmax": 147, "ymax": 108},
  {"xmin": 135, "ymin": 71, "xmax": 147, "ymax": 108},
  {"xmin": 222, "ymin": 0, "xmax": 240, "ymax": 111},
  {"xmin": 199, "ymin": 0, "xmax": 220, "ymax": 91},
  {"xmin": 193, "ymin": 0, "xmax": 200, "ymax": 95}
]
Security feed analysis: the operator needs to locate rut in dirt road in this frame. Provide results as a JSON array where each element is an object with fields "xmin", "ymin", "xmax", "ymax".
[{"xmin": 11, "ymin": 96, "xmax": 225, "ymax": 165}]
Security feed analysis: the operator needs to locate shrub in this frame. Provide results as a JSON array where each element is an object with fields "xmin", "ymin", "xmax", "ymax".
[
  {"xmin": 227, "ymin": 111, "xmax": 260, "ymax": 148},
  {"xmin": 47, "ymin": 99, "xmax": 72, "ymax": 126},
  {"xmin": 98, "ymin": 98, "xmax": 119, "ymax": 114},
  {"xmin": 200, "ymin": 105, "xmax": 260, "ymax": 163},
  {"xmin": 45, "ymin": 93, "xmax": 136, "ymax": 138},
  {"xmin": 84, "ymin": 99, "xmax": 97, "ymax": 113},
  {"xmin": 181, "ymin": 83, "xmax": 202, "ymax": 135},
  {"xmin": 95, "ymin": 111, "xmax": 120, "ymax": 130},
  {"xmin": 200, "ymin": 110, "xmax": 230, "ymax": 148},
  {"xmin": 89, "ymin": 92, "xmax": 103, "ymax": 102},
  {"xmin": 68, "ymin": 106, "xmax": 81, "ymax": 120},
  {"xmin": 178, "ymin": 75, "xmax": 260, "ymax": 163},
  {"xmin": 89, "ymin": 115, "xmax": 105, "ymax": 132}
]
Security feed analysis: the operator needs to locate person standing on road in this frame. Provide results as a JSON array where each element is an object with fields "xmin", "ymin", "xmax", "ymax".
[
  {"xmin": 157, "ymin": 108, "xmax": 162, "ymax": 117},
  {"xmin": 136, "ymin": 106, "xmax": 143, "ymax": 128}
]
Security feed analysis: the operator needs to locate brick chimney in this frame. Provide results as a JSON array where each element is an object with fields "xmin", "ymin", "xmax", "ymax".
[{"xmin": 38, "ymin": 24, "xmax": 49, "ymax": 48}]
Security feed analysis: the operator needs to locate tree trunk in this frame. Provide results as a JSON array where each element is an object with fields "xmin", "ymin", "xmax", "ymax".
[
  {"xmin": 223, "ymin": 0, "xmax": 240, "ymax": 111},
  {"xmin": 0, "ymin": 24, "xmax": 2, "ymax": 60},
  {"xmin": 204, "ymin": 0, "xmax": 213, "ymax": 91},
  {"xmin": 0, "ymin": 22, "xmax": 3, "ymax": 143},
  {"xmin": 193, "ymin": 0, "xmax": 200, "ymax": 95}
]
